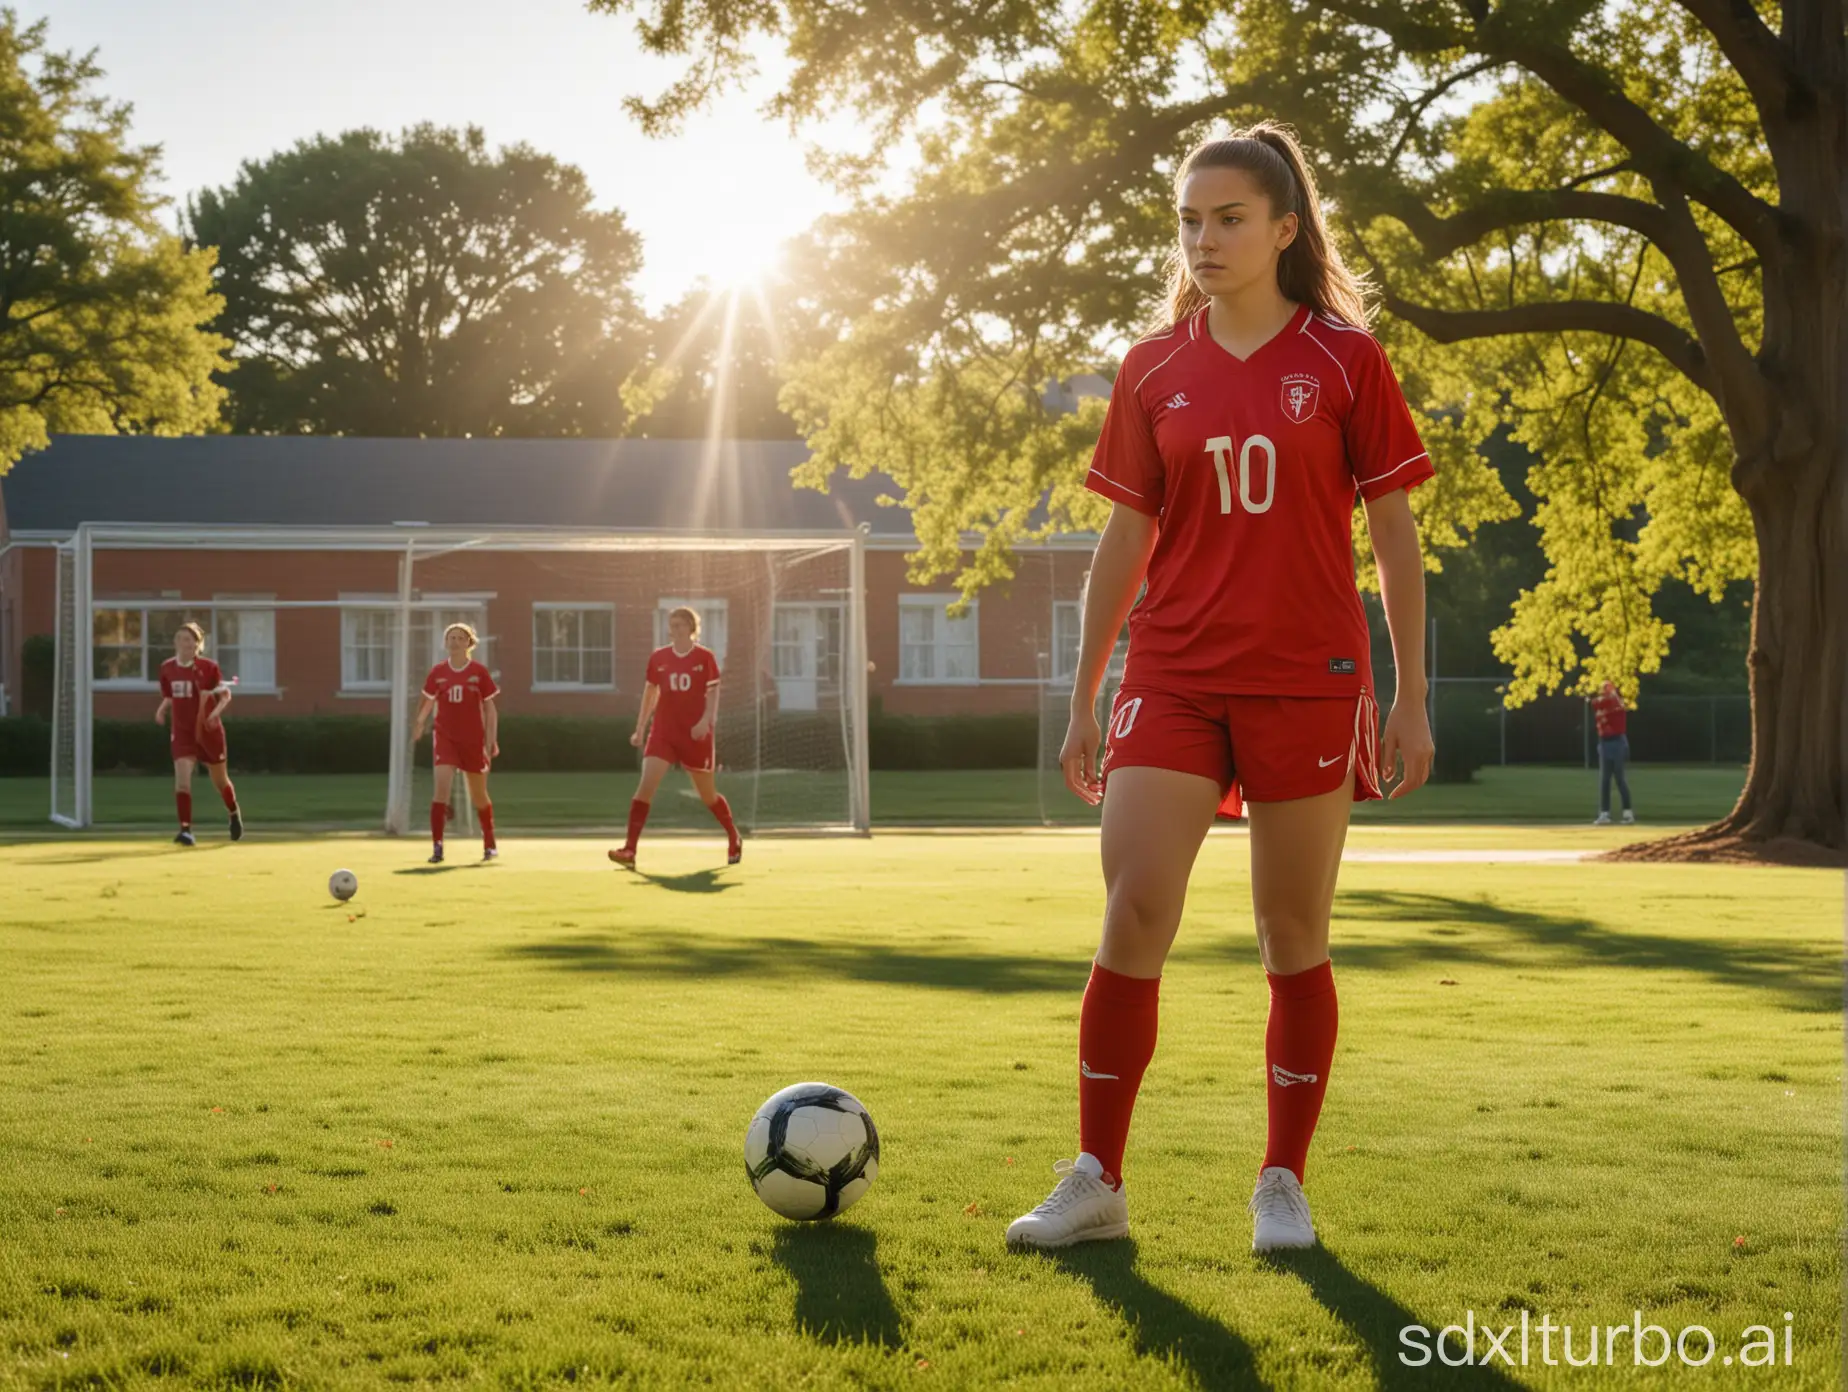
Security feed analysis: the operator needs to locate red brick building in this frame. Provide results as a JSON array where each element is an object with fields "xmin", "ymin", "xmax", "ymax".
[{"xmin": 0, "ymin": 436, "xmax": 1103, "ymax": 724}]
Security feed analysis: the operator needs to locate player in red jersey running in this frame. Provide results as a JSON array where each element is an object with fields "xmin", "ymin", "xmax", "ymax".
[
  {"xmin": 410, "ymin": 623, "xmax": 500, "ymax": 864},
  {"xmin": 1005, "ymin": 125, "xmax": 1435, "ymax": 1255},
  {"xmin": 154, "ymin": 621, "xmax": 242, "ymax": 846},
  {"xmin": 609, "ymin": 606, "xmax": 742, "ymax": 867}
]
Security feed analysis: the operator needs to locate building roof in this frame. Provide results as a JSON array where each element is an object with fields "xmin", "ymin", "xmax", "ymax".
[{"xmin": 1, "ymin": 435, "xmax": 914, "ymax": 538}]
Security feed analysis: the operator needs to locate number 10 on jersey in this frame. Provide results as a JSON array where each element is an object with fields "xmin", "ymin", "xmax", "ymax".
[{"xmin": 1206, "ymin": 434, "xmax": 1276, "ymax": 515}]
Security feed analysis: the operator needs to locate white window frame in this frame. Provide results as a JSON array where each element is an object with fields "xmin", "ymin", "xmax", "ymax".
[
  {"xmin": 896, "ymin": 593, "xmax": 980, "ymax": 686},
  {"xmin": 1051, "ymin": 600, "xmax": 1129, "ymax": 686},
  {"xmin": 655, "ymin": 597, "xmax": 729, "ymax": 665},
  {"xmin": 91, "ymin": 601, "xmax": 279, "ymax": 694},
  {"xmin": 532, "ymin": 602, "xmax": 617, "ymax": 692},
  {"xmin": 772, "ymin": 600, "xmax": 844, "ymax": 709},
  {"xmin": 339, "ymin": 594, "xmax": 491, "ymax": 696},
  {"xmin": 211, "ymin": 595, "xmax": 279, "ymax": 694}
]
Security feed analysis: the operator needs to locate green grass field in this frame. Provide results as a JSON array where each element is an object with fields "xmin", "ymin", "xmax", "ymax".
[
  {"xmin": 0, "ymin": 763, "xmax": 1747, "ymax": 830},
  {"xmin": 0, "ymin": 831, "xmax": 1837, "ymax": 1389}
]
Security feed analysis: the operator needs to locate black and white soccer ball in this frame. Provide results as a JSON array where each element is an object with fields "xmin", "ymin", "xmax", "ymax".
[
  {"xmin": 328, "ymin": 869, "xmax": 358, "ymax": 902},
  {"xmin": 744, "ymin": 1082, "xmax": 879, "ymax": 1221}
]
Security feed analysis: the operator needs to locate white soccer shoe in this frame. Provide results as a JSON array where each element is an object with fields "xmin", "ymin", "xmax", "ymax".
[
  {"xmin": 1593, "ymin": 812, "xmax": 1612, "ymax": 825},
  {"xmin": 1005, "ymin": 1154, "xmax": 1129, "ymax": 1250},
  {"xmin": 1621, "ymin": 809, "xmax": 1635, "ymax": 824},
  {"xmin": 1249, "ymin": 1166, "xmax": 1317, "ymax": 1253}
]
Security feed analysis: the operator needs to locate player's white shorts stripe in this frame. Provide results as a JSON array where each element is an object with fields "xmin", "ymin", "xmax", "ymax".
[
  {"xmin": 1297, "ymin": 320, "xmax": 1354, "ymax": 397},
  {"xmin": 1356, "ymin": 451, "xmax": 1431, "ymax": 486},
  {"xmin": 1086, "ymin": 467, "xmax": 1147, "ymax": 498}
]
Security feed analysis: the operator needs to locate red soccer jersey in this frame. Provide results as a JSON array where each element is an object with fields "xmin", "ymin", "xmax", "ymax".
[
  {"xmin": 1086, "ymin": 303, "xmax": 1434, "ymax": 696},
  {"xmin": 1591, "ymin": 692, "xmax": 1627, "ymax": 737},
  {"xmin": 423, "ymin": 660, "xmax": 499, "ymax": 746},
  {"xmin": 645, "ymin": 643, "xmax": 721, "ymax": 732},
  {"xmin": 160, "ymin": 657, "xmax": 225, "ymax": 736}
]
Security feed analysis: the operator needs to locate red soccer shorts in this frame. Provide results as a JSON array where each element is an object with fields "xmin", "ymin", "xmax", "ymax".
[
  {"xmin": 172, "ymin": 721, "xmax": 227, "ymax": 766},
  {"xmin": 433, "ymin": 732, "xmax": 489, "ymax": 774},
  {"xmin": 1101, "ymin": 686, "xmax": 1383, "ymax": 818},
  {"xmin": 645, "ymin": 725, "xmax": 715, "ymax": 773}
]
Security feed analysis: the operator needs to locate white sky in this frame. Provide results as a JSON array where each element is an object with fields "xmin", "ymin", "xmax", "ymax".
[{"xmin": 32, "ymin": 0, "xmax": 861, "ymax": 310}]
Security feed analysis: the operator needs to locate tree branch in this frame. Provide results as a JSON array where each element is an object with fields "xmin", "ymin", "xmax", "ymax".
[
  {"xmin": 1378, "ymin": 290, "xmax": 1716, "ymax": 397},
  {"xmin": 1314, "ymin": 0, "xmax": 1782, "ymax": 258},
  {"xmin": 1390, "ymin": 186, "xmax": 1675, "ymax": 256},
  {"xmin": 1669, "ymin": 0, "xmax": 1800, "ymax": 120}
]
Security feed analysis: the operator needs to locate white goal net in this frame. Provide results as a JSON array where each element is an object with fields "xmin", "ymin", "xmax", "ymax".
[{"xmin": 50, "ymin": 524, "xmax": 870, "ymax": 835}]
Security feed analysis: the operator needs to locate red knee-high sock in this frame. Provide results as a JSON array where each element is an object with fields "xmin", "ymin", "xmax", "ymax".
[
  {"xmin": 708, "ymin": 795, "xmax": 738, "ymax": 845},
  {"xmin": 218, "ymin": 780, "xmax": 238, "ymax": 813},
  {"xmin": 430, "ymin": 802, "xmax": 447, "ymax": 848},
  {"xmin": 478, "ymin": 803, "xmax": 496, "ymax": 852},
  {"xmin": 1077, "ymin": 962, "xmax": 1160, "ymax": 1187},
  {"xmin": 176, "ymin": 791, "xmax": 193, "ymax": 829},
  {"xmin": 1262, "ymin": 959, "xmax": 1339, "ymax": 1183},
  {"xmin": 624, "ymin": 798, "xmax": 651, "ymax": 850}
]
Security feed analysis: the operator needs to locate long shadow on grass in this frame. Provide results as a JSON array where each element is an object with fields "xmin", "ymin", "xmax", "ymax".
[
  {"xmin": 627, "ymin": 868, "xmax": 735, "ymax": 895},
  {"xmin": 1177, "ymin": 890, "xmax": 1838, "ymax": 1014},
  {"xmin": 1267, "ymin": 1246, "xmax": 1521, "ymax": 1391},
  {"xmin": 1050, "ymin": 1241, "xmax": 1269, "ymax": 1389},
  {"xmin": 771, "ymin": 1225, "xmax": 902, "ymax": 1348},
  {"xmin": 505, "ymin": 932, "xmax": 1084, "ymax": 994}
]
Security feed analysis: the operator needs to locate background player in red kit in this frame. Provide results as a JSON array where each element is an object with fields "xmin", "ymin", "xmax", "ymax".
[
  {"xmin": 1006, "ymin": 125, "xmax": 1435, "ymax": 1255},
  {"xmin": 154, "ymin": 621, "xmax": 242, "ymax": 846},
  {"xmin": 609, "ymin": 606, "xmax": 741, "ymax": 867},
  {"xmin": 410, "ymin": 623, "xmax": 500, "ymax": 864}
]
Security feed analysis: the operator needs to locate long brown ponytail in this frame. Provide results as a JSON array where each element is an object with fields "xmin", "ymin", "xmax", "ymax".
[{"xmin": 1156, "ymin": 122, "xmax": 1370, "ymax": 331}]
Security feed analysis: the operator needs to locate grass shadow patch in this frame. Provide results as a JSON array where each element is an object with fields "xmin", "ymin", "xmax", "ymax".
[
  {"xmin": 629, "ymin": 867, "xmax": 736, "ymax": 895},
  {"xmin": 1050, "ymin": 1241, "xmax": 1267, "ymax": 1389},
  {"xmin": 504, "ymin": 932, "xmax": 1082, "ymax": 994},
  {"xmin": 1269, "ymin": 1245, "xmax": 1524, "ymax": 1390},
  {"xmin": 771, "ymin": 1224, "xmax": 902, "ymax": 1349}
]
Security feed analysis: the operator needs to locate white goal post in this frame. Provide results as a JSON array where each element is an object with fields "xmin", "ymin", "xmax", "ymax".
[{"xmin": 50, "ymin": 523, "xmax": 872, "ymax": 835}]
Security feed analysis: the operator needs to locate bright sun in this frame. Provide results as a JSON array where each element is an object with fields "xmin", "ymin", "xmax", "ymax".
[{"xmin": 711, "ymin": 240, "xmax": 785, "ymax": 291}]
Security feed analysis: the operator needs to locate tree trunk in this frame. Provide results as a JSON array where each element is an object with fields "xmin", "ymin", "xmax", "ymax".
[
  {"xmin": 1716, "ymin": 455, "xmax": 1845, "ymax": 853},
  {"xmin": 1607, "ymin": 447, "xmax": 1846, "ymax": 866},
  {"xmin": 1607, "ymin": 50, "xmax": 1845, "ymax": 867}
]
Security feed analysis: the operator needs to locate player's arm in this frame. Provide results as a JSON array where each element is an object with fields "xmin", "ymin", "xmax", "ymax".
[
  {"xmin": 631, "ymin": 683, "xmax": 659, "ymax": 747},
  {"xmin": 482, "ymin": 693, "xmax": 499, "ymax": 760},
  {"xmin": 1061, "ymin": 503, "xmax": 1158, "ymax": 803},
  {"xmin": 1364, "ymin": 486, "xmax": 1433, "ymax": 798},
  {"xmin": 204, "ymin": 685, "xmax": 232, "ymax": 727},
  {"xmin": 410, "ymin": 693, "xmax": 436, "ymax": 741},
  {"xmin": 154, "ymin": 697, "xmax": 170, "ymax": 726},
  {"xmin": 691, "ymin": 681, "xmax": 720, "ymax": 740}
]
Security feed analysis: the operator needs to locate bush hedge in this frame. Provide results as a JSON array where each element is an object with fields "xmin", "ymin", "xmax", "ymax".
[{"xmin": 0, "ymin": 710, "xmax": 1045, "ymax": 776}]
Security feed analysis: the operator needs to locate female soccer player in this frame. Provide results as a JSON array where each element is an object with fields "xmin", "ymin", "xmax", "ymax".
[
  {"xmin": 155, "ymin": 621, "xmax": 242, "ymax": 846},
  {"xmin": 1005, "ymin": 125, "xmax": 1435, "ymax": 1255},
  {"xmin": 410, "ymin": 623, "xmax": 500, "ymax": 863},
  {"xmin": 609, "ymin": 606, "xmax": 742, "ymax": 867}
]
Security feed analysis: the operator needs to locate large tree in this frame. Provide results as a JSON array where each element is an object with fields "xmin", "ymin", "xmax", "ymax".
[
  {"xmin": 187, "ymin": 125, "xmax": 646, "ymax": 438},
  {"xmin": 625, "ymin": 282, "xmax": 801, "ymax": 439},
  {"xmin": 594, "ymin": 0, "xmax": 1841, "ymax": 859},
  {"xmin": 0, "ymin": 11, "xmax": 226, "ymax": 473}
]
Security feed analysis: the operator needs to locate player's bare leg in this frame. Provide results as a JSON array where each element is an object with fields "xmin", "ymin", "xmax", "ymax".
[
  {"xmin": 429, "ymin": 764, "xmax": 455, "ymax": 864},
  {"xmin": 1009, "ymin": 767, "xmax": 1218, "ymax": 1250},
  {"xmin": 689, "ymin": 767, "xmax": 741, "ymax": 865},
  {"xmin": 612, "ymin": 757, "xmax": 671, "ymax": 867},
  {"xmin": 172, "ymin": 756, "xmax": 197, "ymax": 846},
  {"xmin": 205, "ymin": 760, "xmax": 242, "ymax": 841},
  {"xmin": 465, "ymin": 770, "xmax": 496, "ymax": 859},
  {"xmin": 1243, "ymin": 772, "xmax": 1353, "ymax": 1253}
]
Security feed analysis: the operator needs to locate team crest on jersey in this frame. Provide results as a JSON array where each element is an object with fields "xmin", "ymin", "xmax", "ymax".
[{"xmin": 1280, "ymin": 373, "xmax": 1321, "ymax": 423}]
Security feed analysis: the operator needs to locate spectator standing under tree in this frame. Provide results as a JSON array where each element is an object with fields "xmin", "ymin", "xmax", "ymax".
[{"xmin": 1590, "ymin": 681, "xmax": 1634, "ymax": 825}]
